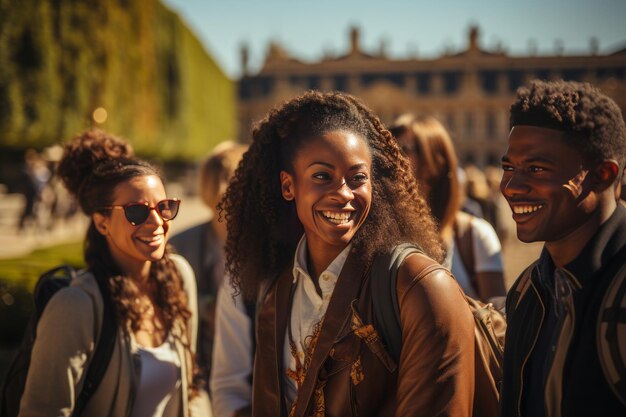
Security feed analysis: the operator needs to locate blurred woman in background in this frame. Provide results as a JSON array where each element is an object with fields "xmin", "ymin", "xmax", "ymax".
[{"xmin": 389, "ymin": 114, "xmax": 506, "ymax": 304}]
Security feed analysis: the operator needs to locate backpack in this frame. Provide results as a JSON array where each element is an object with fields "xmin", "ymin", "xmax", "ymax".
[
  {"xmin": 371, "ymin": 243, "xmax": 506, "ymax": 417},
  {"xmin": 0, "ymin": 265, "xmax": 117, "ymax": 417}
]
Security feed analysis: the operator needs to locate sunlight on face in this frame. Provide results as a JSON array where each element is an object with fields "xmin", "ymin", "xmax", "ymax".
[
  {"xmin": 562, "ymin": 169, "xmax": 589, "ymax": 199},
  {"xmin": 145, "ymin": 175, "xmax": 161, "ymax": 189}
]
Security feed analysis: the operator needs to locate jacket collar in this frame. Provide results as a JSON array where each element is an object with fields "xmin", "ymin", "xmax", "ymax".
[
  {"xmin": 561, "ymin": 204, "xmax": 626, "ymax": 286},
  {"xmin": 254, "ymin": 267, "xmax": 290, "ymax": 417},
  {"xmin": 292, "ymin": 235, "xmax": 351, "ymax": 284}
]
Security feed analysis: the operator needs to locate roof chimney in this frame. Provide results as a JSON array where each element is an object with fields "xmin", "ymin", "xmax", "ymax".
[
  {"xmin": 468, "ymin": 25, "xmax": 480, "ymax": 52},
  {"xmin": 350, "ymin": 26, "xmax": 361, "ymax": 55}
]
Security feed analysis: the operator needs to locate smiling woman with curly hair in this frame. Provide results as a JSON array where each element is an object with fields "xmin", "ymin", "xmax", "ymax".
[
  {"xmin": 220, "ymin": 91, "xmax": 475, "ymax": 417},
  {"xmin": 17, "ymin": 128, "xmax": 209, "ymax": 417}
]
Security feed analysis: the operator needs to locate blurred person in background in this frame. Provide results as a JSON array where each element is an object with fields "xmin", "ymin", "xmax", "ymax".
[
  {"xmin": 464, "ymin": 164, "xmax": 496, "ymax": 227},
  {"xmin": 169, "ymin": 142, "xmax": 256, "ymax": 417},
  {"xmin": 457, "ymin": 165, "xmax": 484, "ymax": 218},
  {"xmin": 484, "ymin": 165, "xmax": 516, "ymax": 245},
  {"xmin": 169, "ymin": 141, "xmax": 248, "ymax": 396},
  {"xmin": 17, "ymin": 149, "xmax": 51, "ymax": 231},
  {"xmin": 390, "ymin": 114, "xmax": 506, "ymax": 304}
]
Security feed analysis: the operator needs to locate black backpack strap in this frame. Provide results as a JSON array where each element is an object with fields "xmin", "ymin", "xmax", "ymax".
[
  {"xmin": 371, "ymin": 243, "xmax": 424, "ymax": 362},
  {"xmin": 33, "ymin": 265, "xmax": 77, "ymax": 320},
  {"xmin": 72, "ymin": 274, "xmax": 117, "ymax": 417}
]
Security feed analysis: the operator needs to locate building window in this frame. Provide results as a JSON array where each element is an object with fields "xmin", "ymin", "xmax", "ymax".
[
  {"xmin": 597, "ymin": 68, "xmax": 626, "ymax": 81},
  {"xmin": 257, "ymin": 76, "xmax": 275, "ymax": 97},
  {"xmin": 416, "ymin": 72, "xmax": 432, "ymax": 94},
  {"xmin": 562, "ymin": 69, "xmax": 585, "ymax": 82},
  {"xmin": 443, "ymin": 71, "xmax": 461, "ymax": 94},
  {"xmin": 238, "ymin": 79, "xmax": 252, "ymax": 99},
  {"xmin": 360, "ymin": 72, "xmax": 405, "ymax": 87},
  {"xmin": 535, "ymin": 68, "xmax": 550, "ymax": 81},
  {"xmin": 289, "ymin": 75, "xmax": 303, "ymax": 87},
  {"xmin": 479, "ymin": 70, "xmax": 498, "ymax": 94},
  {"xmin": 486, "ymin": 154, "xmax": 500, "ymax": 166},
  {"xmin": 308, "ymin": 75, "xmax": 321, "ymax": 90},
  {"xmin": 361, "ymin": 73, "xmax": 377, "ymax": 86},
  {"xmin": 334, "ymin": 74, "xmax": 348, "ymax": 92},
  {"xmin": 507, "ymin": 70, "xmax": 524, "ymax": 92},
  {"xmin": 386, "ymin": 73, "xmax": 404, "ymax": 87}
]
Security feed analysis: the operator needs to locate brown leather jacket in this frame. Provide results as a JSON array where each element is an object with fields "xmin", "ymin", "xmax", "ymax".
[{"xmin": 252, "ymin": 250, "xmax": 475, "ymax": 417}]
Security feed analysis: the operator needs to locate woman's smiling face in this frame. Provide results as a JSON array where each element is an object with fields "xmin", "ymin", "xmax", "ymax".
[
  {"xmin": 280, "ymin": 130, "xmax": 372, "ymax": 259},
  {"xmin": 95, "ymin": 174, "xmax": 171, "ymax": 274}
]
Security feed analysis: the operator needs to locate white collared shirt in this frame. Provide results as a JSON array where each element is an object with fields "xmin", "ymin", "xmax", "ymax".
[
  {"xmin": 210, "ymin": 276, "xmax": 253, "ymax": 417},
  {"xmin": 283, "ymin": 235, "xmax": 352, "ymax": 407}
]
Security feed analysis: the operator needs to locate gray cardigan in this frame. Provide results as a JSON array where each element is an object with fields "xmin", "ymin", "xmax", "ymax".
[{"xmin": 17, "ymin": 254, "xmax": 208, "ymax": 417}]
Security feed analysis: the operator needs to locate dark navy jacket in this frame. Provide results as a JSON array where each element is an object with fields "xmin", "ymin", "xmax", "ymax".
[{"xmin": 501, "ymin": 204, "xmax": 626, "ymax": 417}]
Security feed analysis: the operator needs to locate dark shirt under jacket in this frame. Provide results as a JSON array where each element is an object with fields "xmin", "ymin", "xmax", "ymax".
[{"xmin": 503, "ymin": 204, "xmax": 626, "ymax": 417}]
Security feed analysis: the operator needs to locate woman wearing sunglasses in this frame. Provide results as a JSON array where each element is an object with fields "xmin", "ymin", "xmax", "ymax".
[{"xmin": 18, "ymin": 129, "xmax": 210, "ymax": 417}]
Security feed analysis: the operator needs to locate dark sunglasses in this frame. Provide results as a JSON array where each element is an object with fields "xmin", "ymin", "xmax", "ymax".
[{"xmin": 101, "ymin": 199, "xmax": 181, "ymax": 226}]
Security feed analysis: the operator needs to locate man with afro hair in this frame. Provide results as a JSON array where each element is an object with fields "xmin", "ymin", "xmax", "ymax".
[{"xmin": 500, "ymin": 79, "xmax": 626, "ymax": 417}]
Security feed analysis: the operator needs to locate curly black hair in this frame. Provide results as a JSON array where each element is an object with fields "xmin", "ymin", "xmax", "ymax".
[
  {"xmin": 57, "ymin": 128, "xmax": 200, "ymax": 397},
  {"xmin": 510, "ymin": 80, "xmax": 626, "ymax": 170},
  {"xmin": 220, "ymin": 91, "xmax": 443, "ymax": 300}
]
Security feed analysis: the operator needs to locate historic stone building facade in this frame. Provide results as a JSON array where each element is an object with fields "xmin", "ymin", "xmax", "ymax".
[{"xmin": 237, "ymin": 26, "xmax": 626, "ymax": 166}]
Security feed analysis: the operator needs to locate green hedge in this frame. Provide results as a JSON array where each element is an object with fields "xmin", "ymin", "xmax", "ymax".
[
  {"xmin": 0, "ymin": 0, "xmax": 235, "ymax": 162},
  {"xmin": 0, "ymin": 241, "xmax": 84, "ymax": 348}
]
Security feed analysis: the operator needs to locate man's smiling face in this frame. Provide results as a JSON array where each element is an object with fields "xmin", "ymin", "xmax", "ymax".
[{"xmin": 500, "ymin": 125, "xmax": 596, "ymax": 244}]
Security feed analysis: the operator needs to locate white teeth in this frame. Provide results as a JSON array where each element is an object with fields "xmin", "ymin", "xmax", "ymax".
[
  {"xmin": 138, "ymin": 235, "xmax": 163, "ymax": 243},
  {"xmin": 513, "ymin": 205, "xmax": 544, "ymax": 214},
  {"xmin": 321, "ymin": 211, "xmax": 351, "ymax": 224}
]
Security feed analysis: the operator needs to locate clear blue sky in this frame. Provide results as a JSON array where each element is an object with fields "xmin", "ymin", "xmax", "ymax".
[{"xmin": 162, "ymin": 0, "xmax": 626, "ymax": 79}]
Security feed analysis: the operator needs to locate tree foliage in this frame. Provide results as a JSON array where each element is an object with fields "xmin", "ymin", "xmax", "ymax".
[{"xmin": 0, "ymin": 0, "xmax": 235, "ymax": 161}]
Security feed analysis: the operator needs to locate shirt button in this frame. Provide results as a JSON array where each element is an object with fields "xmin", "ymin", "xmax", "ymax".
[{"xmin": 322, "ymin": 274, "xmax": 330, "ymax": 281}]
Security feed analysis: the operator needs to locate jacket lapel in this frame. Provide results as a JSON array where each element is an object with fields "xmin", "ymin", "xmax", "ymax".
[
  {"xmin": 291, "ymin": 251, "xmax": 367, "ymax": 417},
  {"xmin": 253, "ymin": 269, "xmax": 293, "ymax": 417}
]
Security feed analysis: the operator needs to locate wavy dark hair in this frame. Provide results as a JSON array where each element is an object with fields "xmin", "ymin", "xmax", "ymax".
[
  {"xmin": 56, "ymin": 128, "xmax": 199, "ymax": 397},
  {"xmin": 220, "ymin": 91, "xmax": 443, "ymax": 300},
  {"xmin": 510, "ymin": 79, "xmax": 626, "ymax": 173}
]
